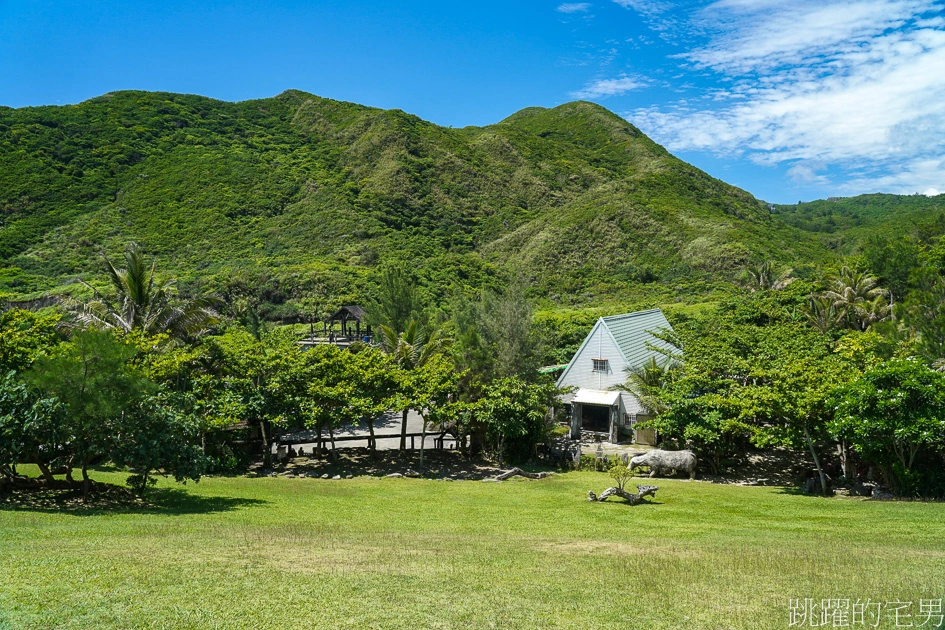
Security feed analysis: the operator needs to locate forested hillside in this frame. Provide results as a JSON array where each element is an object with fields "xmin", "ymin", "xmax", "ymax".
[
  {"xmin": 772, "ymin": 194, "xmax": 945, "ymax": 250},
  {"xmin": 1, "ymin": 89, "xmax": 834, "ymax": 317}
]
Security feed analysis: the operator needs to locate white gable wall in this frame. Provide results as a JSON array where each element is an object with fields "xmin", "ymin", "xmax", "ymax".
[
  {"xmin": 557, "ymin": 319, "xmax": 650, "ymax": 419},
  {"xmin": 557, "ymin": 320, "xmax": 629, "ymax": 396}
]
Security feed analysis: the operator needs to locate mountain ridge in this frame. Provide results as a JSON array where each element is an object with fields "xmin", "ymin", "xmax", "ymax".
[{"xmin": 1, "ymin": 89, "xmax": 933, "ymax": 317}]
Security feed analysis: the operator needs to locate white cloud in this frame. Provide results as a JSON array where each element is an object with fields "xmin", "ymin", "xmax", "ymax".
[
  {"xmin": 687, "ymin": 0, "xmax": 930, "ymax": 72},
  {"xmin": 787, "ymin": 163, "xmax": 830, "ymax": 186},
  {"xmin": 612, "ymin": 0, "xmax": 671, "ymax": 15},
  {"xmin": 571, "ymin": 76, "xmax": 646, "ymax": 98},
  {"xmin": 923, "ymin": 187, "xmax": 942, "ymax": 196},
  {"xmin": 626, "ymin": 0, "xmax": 945, "ymax": 195},
  {"xmin": 557, "ymin": 3, "xmax": 592, "ymax": 13}
]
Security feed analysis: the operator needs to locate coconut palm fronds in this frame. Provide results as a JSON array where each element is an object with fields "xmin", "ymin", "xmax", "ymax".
[{"xmin": 68, "ymin": 242, "xmax": 222, "ymax": 339}]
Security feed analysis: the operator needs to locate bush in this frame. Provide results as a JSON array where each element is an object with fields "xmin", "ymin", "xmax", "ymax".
[{"xmin": 832, "ymin": 358, "xmax": 945, "ymax": 497}]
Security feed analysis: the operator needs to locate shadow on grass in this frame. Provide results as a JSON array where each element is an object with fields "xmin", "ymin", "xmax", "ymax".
[
  {"xmin": 774, "ymin": 486, "xmax": 814, "ymax": 497},
  {"xmin": 0, "ymin": 483, "xmax": 268, "ymax": 516}
]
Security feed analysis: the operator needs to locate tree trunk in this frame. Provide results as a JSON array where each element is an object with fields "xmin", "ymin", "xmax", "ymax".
[
  {"xmin": 494, "ymin": 468, "xmax": 549, "ymax": 481},
  {"xmin": 803, "ymin": 425, "xmax": 829, "ymax": 497},
  {"xmin": 837, "ymin": 440, "xmax": 854, "ymax": 481},
  {"xmin": 36, "ymin": 462, "xmax": 55, "ymax": 484},
  {"xmin": 367, "ymin": 418, "xmax": 376, "ymax": 453},
  {"xmin": 459, "ymin": 411, "xmax": 473, "ymax": 458},
  {"xmin": 400, "ymin": 408, "xmax": 409, "ymax": 451},
  {"xmin": 419, "ymin": 417, "xmax": 427, "ymax": 470},
  {"xmin": 258, "ymin": 418, "xmax": 271, "ymax": 467},
  {"xmin": 81, "ymin": 463, "xmax": 90, "ymax": 502},
  {"xmin": 588, "ymin": 485, "xmax": 658, "ymax": 504},
  {"xmin": 328, "ymin": 425, "xmax": 337, "ymax": 462}
]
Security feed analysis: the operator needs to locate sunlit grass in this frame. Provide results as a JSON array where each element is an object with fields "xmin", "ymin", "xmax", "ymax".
[{"xmin": 1, "ymin": 468, "xmax": 943, "ymax": 629}]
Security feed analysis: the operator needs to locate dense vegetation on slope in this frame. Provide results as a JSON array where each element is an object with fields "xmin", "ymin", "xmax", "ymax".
[
  {"xmin": 772, "ymin": 193, "xmax": 945, "ymax": 250},
  {"xmin": 1, "ymin": 90, "xmax": 829, "ymax": 317}
]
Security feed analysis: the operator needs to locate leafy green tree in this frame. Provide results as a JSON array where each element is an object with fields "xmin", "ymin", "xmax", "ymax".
[
  {"xmin": 25, "ymin": 329, "xmax": 156, "ymax": 496},
  {"xmin": 901, "ymin": 268, "xmax": 945, "ymax": 363},
  {"xmin": 0, "ymin": 309, "xmax": 61, "ymax": 372},
  {"xmin": 346, "ymin": 348, "xmax": 402, "ymax": 453},
  {"xmin": 609, "ymin": 461, "xmax": 634, "ymax": 491},
  {"xmin": 409, "ymin": 354, "xmax": 462, "ymax": 470},
  {"xmin": 643, "ymin": 293, "xmax": 857, "ymax": 486},
  {"xmin": 111, "ymin": 393, "xmax": 207, "ymax": 496},
  {"xmin": 0, "ymin": 373, "xmax": 66, "ymax": 483},
  {"xmin": 477, "ymin": 375, "xmax": 558, "ymax": 465},
  {"xmin": 377, "ymin": 319, "xmax": 447, "ymax": 450},
  {"xmin": 0, "ymin": 308, "xmax": 66, "ymax": 483},
  {"xmin": 71, "ymin": 242, "xmax": 222, "ymax": 339},
  {"xmin": 831, "ymin": 358, "xmax": 945, "ymax": 496},
  {"xmin": 206, "ymin": 328, "xmax": 305, "ymax": 465},
  {"xmin": 302, "ymin": 344, "xmax": 360, "ymax": 459},
  {"xmin": 767, "ymin": 352, "xmax": 852, "ymax": 495},
  {"xmin": 861, "ymin": 235, "xmax": 920, "ymax": 300}
]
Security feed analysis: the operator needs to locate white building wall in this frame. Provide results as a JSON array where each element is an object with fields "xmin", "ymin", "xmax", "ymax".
[{"xmin": 558, "ymin": 322, "xmax": 629, "ymax": 394}]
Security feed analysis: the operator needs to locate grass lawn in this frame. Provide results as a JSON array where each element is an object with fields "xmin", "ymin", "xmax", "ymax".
[{"xmin": 1, "ymin": 468, "xmax": 943, "ymax": 629}]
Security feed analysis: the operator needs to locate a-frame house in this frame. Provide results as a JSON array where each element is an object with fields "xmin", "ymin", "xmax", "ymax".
[{"xmin": 555, "ymin": 308, "xmax": 675, "ymax": 443}]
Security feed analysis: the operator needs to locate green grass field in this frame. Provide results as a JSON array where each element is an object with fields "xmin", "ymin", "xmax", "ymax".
[{"xmin": 1, "ymin": 469, "xmax": 943, "ymax": 629}]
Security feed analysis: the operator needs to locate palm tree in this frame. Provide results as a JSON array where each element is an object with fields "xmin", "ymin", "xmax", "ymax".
[
  {"xmin": 377, "ymin": 320, "xmax": 448, "ymax": 450},
  {"xmin": 859, "ymin": 294, "xmax": 893, "ymax": 329},
  {"xmin": 742, "ymin": 261, "xmax": 795, "ymax": 292},
  {"xmin": 377, "ymin": 320, "xmax": 444, "ymax": 371},
  {"xmin": 822, "ymin": 266, "xmax": 890, "ymax": 330},
  {"xmin": 613, "ymin": 356, "xmax": 679, "ymax": 416},
  {"xmin": 71, "ymin": 242, "xmax": 222, "ymax": 339},
  {"xmin": 801, "ymin": 294, "xmax": 842, "ymax": 334}
]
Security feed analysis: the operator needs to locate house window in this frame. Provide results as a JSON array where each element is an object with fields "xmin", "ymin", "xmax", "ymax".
[{"xmin": 592, "ymin": 358, "xmax": 609, "ymax": 373}]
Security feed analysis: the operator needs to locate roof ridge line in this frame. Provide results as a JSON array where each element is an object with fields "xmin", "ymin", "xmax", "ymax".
[{"xmin": 601, "ymin": 308, "xmax": 661, "ymax": 320}]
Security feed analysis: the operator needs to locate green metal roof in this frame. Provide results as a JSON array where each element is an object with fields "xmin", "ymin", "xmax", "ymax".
[
  {"xmin": 537, "ymin": 364, "xmax": 568, "ymax": 374},
  {"xmin": 600, "ymin": 309, "xmax": 675, "ymax": 367}
]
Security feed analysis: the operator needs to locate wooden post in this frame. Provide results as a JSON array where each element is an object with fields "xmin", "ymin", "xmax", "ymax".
[
  {"xmin": 609, "ymin": 405, "xmax": 619, "ymax": 443},
  {"xmin": 570, "ymin": 403, "xmax": 582, "ymax": 439}
]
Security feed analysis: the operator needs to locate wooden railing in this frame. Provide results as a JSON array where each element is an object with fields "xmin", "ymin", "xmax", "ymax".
[{"xmin": 276, "ymin": 431, "xmax": 455, "ymax": 451}]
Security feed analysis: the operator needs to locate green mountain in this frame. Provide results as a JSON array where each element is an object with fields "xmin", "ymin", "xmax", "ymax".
[
  {"xmin": 772, "ymin": 194, "xmax": 945, "ymax": 250},
  {"xmin": 0, "ymin": 89, "xmax": 897, "ymax": 316}
]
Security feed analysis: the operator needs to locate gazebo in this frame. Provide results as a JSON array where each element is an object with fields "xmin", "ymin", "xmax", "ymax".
[{"xmin": 323, "ymin": 305, "xmax": 371, "ymax": 343}]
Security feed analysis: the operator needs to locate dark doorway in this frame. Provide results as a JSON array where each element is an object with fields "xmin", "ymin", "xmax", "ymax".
[{"xmin": 581, "ymin": 405, "xmax": 610, "ymax": 433}]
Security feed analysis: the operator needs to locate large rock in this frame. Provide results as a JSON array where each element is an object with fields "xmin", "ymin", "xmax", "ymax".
[{"xmin": 629, "ymin": 449, "xmax": 698, "ymax": 479}]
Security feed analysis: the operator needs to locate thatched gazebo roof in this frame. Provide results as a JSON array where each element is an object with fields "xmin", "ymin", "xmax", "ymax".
[{"xmin": 325, "ymin": 305, "xmax": 368, "ymax": 324}]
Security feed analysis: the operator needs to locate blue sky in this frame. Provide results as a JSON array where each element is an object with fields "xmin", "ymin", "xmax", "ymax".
[{"xmin": 2, "ymin": 0, "xmax": 944, "ymax": 203}]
